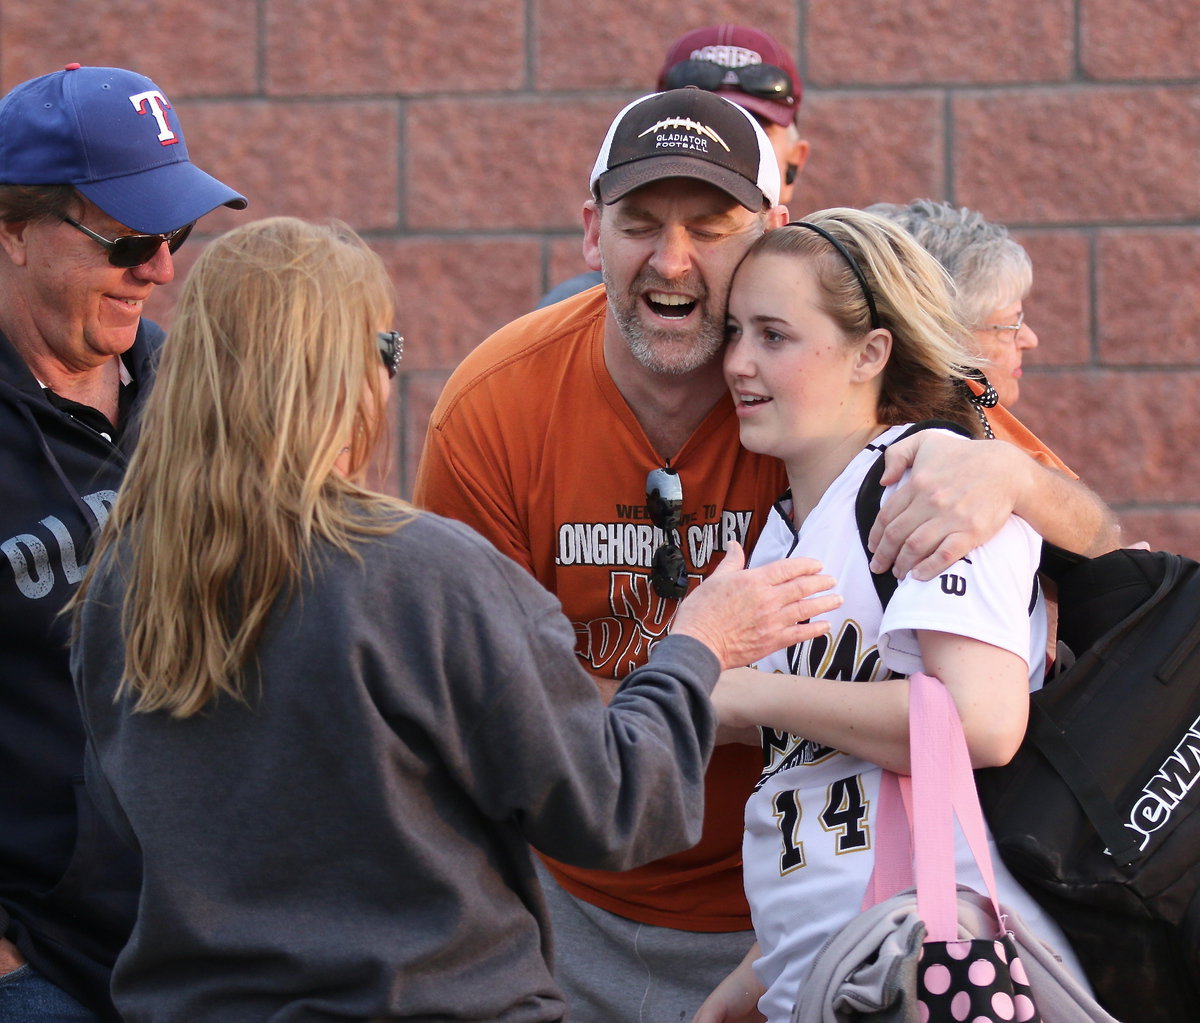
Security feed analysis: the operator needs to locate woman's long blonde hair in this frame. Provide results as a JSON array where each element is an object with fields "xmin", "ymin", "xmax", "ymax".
[{"xmin": 72, "ymin": 216, "xmax": 410, "ymax": 718}]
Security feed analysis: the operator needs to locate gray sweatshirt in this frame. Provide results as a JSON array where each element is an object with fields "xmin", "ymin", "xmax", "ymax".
[{"xmin": 71, "ymin": 510, "xmax": 720, "ymax": 1022}]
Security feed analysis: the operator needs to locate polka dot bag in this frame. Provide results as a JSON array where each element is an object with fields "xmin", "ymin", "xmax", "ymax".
[{"xmin": 916, "ymin": 931, "xmax": 1039, "ymax": 1022}]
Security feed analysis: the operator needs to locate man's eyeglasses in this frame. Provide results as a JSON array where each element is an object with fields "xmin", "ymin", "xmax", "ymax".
[
  {"xmin": 663, "ymin": 59, "xmax": 795, "ymax": 104},
  {"xmin": 377, "ymin": 331, "xmax": 404, "ymax": 379},
  {"xmin": 61, "ymin": 216, "xmax": 194, "ymax": 268},
  {"xmin": 646, "ymin": 466, "xmax": 688, "ymax": 599},
  {"xmin": 982, "ymin": 310, "xmax": 1025, "ymax": 344}
]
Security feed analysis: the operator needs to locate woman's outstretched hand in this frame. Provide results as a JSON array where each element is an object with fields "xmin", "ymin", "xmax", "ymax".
[{"xmin": 671, "ymin": 542, "xmax": 841, "ymax": 671}]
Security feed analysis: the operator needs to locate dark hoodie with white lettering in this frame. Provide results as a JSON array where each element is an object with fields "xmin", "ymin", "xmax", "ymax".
[{"xmin": 0, "ymin": 321, "xmax": 161, "ymax": 1022}]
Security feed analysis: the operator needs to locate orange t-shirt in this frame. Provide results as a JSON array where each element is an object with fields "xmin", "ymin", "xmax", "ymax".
[{"xmin": 414, "ymin": 286, "xmax": 1070, "ymax": 931}]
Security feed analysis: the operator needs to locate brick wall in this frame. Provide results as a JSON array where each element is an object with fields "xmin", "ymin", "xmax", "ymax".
[{"xmin": 7, "ymin": 0, "xmax": 1198, "ymax": 556}]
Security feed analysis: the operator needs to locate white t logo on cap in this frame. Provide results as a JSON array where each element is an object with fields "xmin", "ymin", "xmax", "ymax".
[{"xmin": 128, "ymin": 90, "xmax": 178, "ymax": 146}]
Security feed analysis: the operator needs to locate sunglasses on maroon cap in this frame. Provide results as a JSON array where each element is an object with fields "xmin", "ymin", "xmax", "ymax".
[
  {"xmin": 663, "ymin": 59, "xmax": 795, "ymax": 104},
  {"xmin": 61, "ymin": 216, "xmax": 194, "ymax": 268}
]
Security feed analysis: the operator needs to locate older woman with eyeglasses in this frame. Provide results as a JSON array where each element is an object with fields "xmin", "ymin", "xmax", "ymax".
[
  {"xmin": 868, "ymin": 199, "xmax": 1040, "ymax": 407},
  {"xmin": 66, "ymin": 216, "xmax": 841, "ymax": 1023}
]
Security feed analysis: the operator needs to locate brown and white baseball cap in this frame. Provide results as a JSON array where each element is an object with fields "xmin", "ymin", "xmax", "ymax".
[{"xmin": 589, "ymin": 88, "xmax": 781, "ymax": 212}]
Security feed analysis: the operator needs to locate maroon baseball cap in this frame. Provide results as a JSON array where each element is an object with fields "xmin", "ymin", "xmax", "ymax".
[{"xmin": 656, "ymin": 25, "xmax": 802, "ymax": 128}]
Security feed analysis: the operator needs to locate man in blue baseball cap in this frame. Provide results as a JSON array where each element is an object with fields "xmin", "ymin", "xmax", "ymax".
[{"xmin": 0, "ymin": 64, "xmax": 245, "ymax": 1023}]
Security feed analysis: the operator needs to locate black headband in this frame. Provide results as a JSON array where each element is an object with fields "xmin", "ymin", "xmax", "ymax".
[{"xmin": 786, "ymin": 220, "xmax": 881, "ymax": 330}]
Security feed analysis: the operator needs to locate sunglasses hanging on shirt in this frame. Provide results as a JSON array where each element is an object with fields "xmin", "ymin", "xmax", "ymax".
[{"xmin": 646, "ymin": 465, "xmax": 689, "ymax": 599}]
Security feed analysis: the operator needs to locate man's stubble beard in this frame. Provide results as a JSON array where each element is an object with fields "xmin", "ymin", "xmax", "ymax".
[{"xmin": 602, "ymin": 265, "xmax": 727, "ymax": 377}]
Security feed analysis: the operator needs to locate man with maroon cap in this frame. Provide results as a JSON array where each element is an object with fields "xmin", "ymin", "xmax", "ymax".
[
  {"xmin": 416, "ymin": 86, "xmax": 1119, "ymax": 1022},
  {"xmin": 656, "ymin": 24, "xmax": 809, "ymax": 208},
  {"xmin": 0, "ymin": 64, "xmax": 244, "ymax": 1023}
]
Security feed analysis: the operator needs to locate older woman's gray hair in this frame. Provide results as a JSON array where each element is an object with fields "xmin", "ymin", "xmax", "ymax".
[{"xmin": 866, "ymin": 199, "xmax": 1032, "ymax": 329}]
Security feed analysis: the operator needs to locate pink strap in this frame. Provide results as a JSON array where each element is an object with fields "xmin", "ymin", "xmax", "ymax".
[
  {"xmin": 862, "ymin": 769, "xmax": 911, "ymax": 907},
  {"xmin": 865, "ymin": 673, "xmax": 1005, "ymax": 942}
]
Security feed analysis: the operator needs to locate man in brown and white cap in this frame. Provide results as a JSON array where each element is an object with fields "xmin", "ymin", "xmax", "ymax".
[
  {"xmin": 416, "ymin": 87, "xmax": 1120, "ymax": 1022},
  {"xmin": 536, "ymin": 24, "xmax": 810, "ymax": 309},
  {"xmin": 418, "ymin": 90, "xmax": 795, "ymax": 1016}
]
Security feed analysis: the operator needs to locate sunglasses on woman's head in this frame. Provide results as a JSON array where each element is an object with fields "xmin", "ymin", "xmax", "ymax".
[
  {"xmin": 61, "ymin": 216, "xmax": 194, "ymax": 268},
  {"xmin": 377, "ymin": 331, "xmax": 404, "ymax": 378}
]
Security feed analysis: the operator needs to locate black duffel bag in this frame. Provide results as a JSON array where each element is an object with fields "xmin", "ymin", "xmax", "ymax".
[{"xmin": 975, "ymin": 545, "xmax": 1200, "ymax": 1023}]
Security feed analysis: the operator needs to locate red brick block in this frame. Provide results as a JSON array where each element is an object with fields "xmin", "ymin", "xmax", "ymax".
[
  {"xmin": 547, "ymin": 234, "xmax": 593, "ymax": 293},
  {"xmin": 266, "ymin": 0, "xmax": 524, "ymax": 95},
  {"xmin": 407, "ymin": 97, "xmax": 622, "ymax": 231},
  {"xmin": 372, "ymin": 237, "xmax": 543, "ymax": 371},
  {"xmin": 0, "ymin": 4, "xmax": 256, "ymax": 95},
  {"xmin": 535, "ymin": 0, "xmax": 797, "ymax": 90},
  {"xmin": 183, "ymin": 101, "xmax": 400, "ymax": 231},
  {"xmin": 1082, "ymin": 0, "xmax": 1200, "ymax": 79},
  {"xmin": 1012, "ymin": 231, "xmax": 1091, "ymax": 367},
  {"xmin": 955, "ymin": 88, "xmax": 1200, "ymax": 224},
  {"xmin": 808, "ymin": 0, "xmax": 1073, "ymax": 85},
  {"xmin": 1016, "ymin": 370, "xmax": 1200, "ymax": 504},
  {"xmin": 1096, "ymin": 228, "xmax": 1200, "ymax": 365},
  {"xmin": 1118, "ymin": 510, "xmax": 1200, "ymax": 561},
  {"xmin": 792, "ymin": 95, "xmax": 944, "ymax": 214}
]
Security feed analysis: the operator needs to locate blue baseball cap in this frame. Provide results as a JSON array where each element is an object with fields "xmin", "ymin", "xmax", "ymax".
[{"xmin": 0, "ymin": 63, "xmax": 247, "ymax": 234}]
